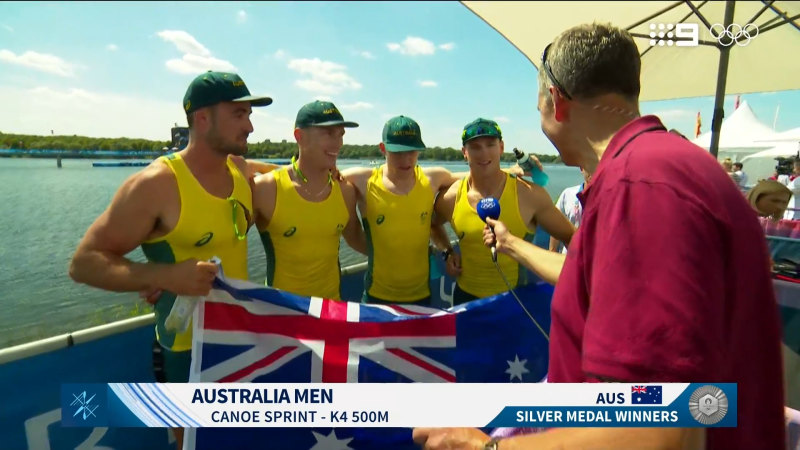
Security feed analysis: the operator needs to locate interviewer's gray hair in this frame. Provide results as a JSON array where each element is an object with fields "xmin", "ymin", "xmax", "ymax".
[{"xmin": 538, "ymin": 23, "xmax": 641, "ymax": 103}]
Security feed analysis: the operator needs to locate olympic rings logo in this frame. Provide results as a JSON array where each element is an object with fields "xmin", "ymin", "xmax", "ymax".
[{"xmin": 709, "ymin": 23, "xmax": 759, "ymax": 47}]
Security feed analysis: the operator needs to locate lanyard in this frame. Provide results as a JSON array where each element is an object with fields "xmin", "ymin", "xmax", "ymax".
[{"xmin": 291, "ymin": 155, "xmax": 332, "ymax": 185}]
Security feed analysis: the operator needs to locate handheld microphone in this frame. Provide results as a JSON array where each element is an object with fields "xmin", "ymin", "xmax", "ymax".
[
  {"xmin": 477, "ymin": 197, "xmax": 551, "ymax": 343},
  {"xmin": 476, "ymin": 197, "xmax": 501, "ymax": 262}
]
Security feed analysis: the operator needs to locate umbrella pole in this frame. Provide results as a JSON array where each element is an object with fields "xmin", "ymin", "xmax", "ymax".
[{"xmin": 709, "ymin": 0, "xmax": 736, "ymax": 159}]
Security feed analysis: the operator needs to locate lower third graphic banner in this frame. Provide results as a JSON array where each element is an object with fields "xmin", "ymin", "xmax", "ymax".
[{"xmin": 61, "ymin": 382, "xmax": 737, "ymax": 429}]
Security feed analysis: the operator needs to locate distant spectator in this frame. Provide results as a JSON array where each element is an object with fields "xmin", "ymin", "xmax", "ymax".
[
  {"xmin": 549, "ymin": 168, "xmax": 590, "ymax": 254},
  {"xmin": 769, "ymin": 156, "xmax": 797, "ymax": 186},
  {"xmin": 732, "ymin": 161, "xmax": 748, "ymax": 189},
  {"xmin": 721, "ymin": 157, "xmax": 733, "ymax": 174},
  {"xmin": 747, "ymin": 179, "xmax": 792, "ymax": 221},
  {"xmin": 785, "ymin": 159, "xmax": 800, "ymax": 220}
]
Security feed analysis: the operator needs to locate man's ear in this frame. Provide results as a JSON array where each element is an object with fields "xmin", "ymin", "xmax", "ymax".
[
  {"xmin": 550, "ymin": 86, "xmax": 570, "ymax": 123},
  {"xmin": 193, "ymin": 109, "xmax": 209, "ymax": 130},
  {"xmin": 379, "ymin": 142, "xmax": 386, "ymax": 155}
]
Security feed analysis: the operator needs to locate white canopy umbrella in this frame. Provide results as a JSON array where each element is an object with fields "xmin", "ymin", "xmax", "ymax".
[{"xmin": 461, "ymin": 0, "xmax": 800, "ymax": 157}]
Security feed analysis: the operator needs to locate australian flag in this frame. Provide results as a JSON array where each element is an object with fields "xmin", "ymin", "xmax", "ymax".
[
  {"xmin": 183, "ymin": 272, "xmax": 553, "ymax": 450},
  {"xmin": 631, "ymin": 385, "xmax": 663, "ymax": 405}
]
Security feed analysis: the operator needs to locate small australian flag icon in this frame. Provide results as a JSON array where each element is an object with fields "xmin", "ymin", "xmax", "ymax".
[{"xmin": 631, "ymin": 385, "xmax": 662, "ymax": 404}]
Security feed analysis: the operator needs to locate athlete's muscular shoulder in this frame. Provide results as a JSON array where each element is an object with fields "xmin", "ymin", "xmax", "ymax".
[
  {"xmin": 441, "ymin": 178, "xmax": 461, "ymax": 201},
  {"xmin": 86, "ymin": 160, "xmax": 179, "ymax": 246},
  {"xmin": 516, "ymin": 177, "xmax": 551, "ymax": 210},
  {"xmin": 515, "ymin": 176, "xmax": 558, "ymax": 230},
  {"xmin": 133, "ymin": 160, "xmax": 180, "ymax": 235},
  {"xmin": 423, "ymin": 166, "xmax": 459, "ymax": 192},
  {"xmin": 341, "ymin": 166, "xmax": 374, "ymax": 195},
  {"xmin": 252, "ymin": 171, "xmax": 279, "ymax": 228},
  {"xmin": 339, "ymin": 177, "xmax": 359, "ymax": 205},
  {"xmin": 253, "ymin": 170, "xmax": 279, "ymax": 200},
  {"xmin": 433, "ymin": 179, "xmax": 460, "ymax": 224},
  {"xmin": 122, "ymin": 160, "xmax": 178, "ymax": 207}
]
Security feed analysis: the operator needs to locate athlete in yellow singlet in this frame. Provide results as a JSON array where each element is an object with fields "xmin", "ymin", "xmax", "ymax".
[
  {"xmin": 259, "ymin": 166, "xmax": 350, "ymax": 298},
  {"xmin": 433, "ymin": 118, "xmax": 576, "ymax": 305},
  {"xmin": 253, "ymin": 101, "xmax": 366, "ymax": 300},
  {"xmin": 341, "ymin": 116, "xmax": 465, "ymax": 304},
  {"xmin": 451, "ymin": 171, "xmax": 534, "ymax": 299},
  {"xmin": 69, "ymin": 71, "xmax": 275, "ymax": 448},
  {"xmin": 361, "ymin": 164, "xmax": 433, "ymax": 302}
]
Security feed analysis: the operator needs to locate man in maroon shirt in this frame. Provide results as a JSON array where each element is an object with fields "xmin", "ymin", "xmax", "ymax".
[{"xmin": 414, "ymin": 23, "xmax": 785, "ymax": 450}]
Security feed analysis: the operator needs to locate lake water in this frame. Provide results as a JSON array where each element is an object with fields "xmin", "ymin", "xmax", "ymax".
[{"xmin": 0, "ymin": 157, "xmax": 583, "ymax": 348}]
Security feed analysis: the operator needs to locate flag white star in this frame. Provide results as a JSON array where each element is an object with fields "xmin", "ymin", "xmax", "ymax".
[
  {"xmin": 309, "ymin": 430, "xmax": 354, "ymax": 450},
  {"xmin": 505, "ymin": 354, "xmax": 530, "ymax": 381}
]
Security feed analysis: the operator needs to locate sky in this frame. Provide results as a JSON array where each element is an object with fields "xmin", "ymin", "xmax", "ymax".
[{"xmin": 1, "ymin": 1, "xmax": 799, "ymax": 155}]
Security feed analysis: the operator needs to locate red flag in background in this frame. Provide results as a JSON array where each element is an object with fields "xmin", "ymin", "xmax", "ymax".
[{"xmin": 694, "ymin": 111, "xmax": 702, "ymax": 138}]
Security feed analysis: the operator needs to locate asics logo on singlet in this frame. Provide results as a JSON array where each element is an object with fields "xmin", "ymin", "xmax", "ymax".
[
  {"xmin": 283, "ymin": 227, "xmax": 297, "ymax": 237},
  {"xmin": 194, "ymin": 232, "xmax": 214, "ymax": 247},
  {"xmin": 420, "ymin": 211, "xmax": 428, "ymax": 223},
  {"xmin": 376, "ymin": 215, "xmax": 385, "ymax": 225}
]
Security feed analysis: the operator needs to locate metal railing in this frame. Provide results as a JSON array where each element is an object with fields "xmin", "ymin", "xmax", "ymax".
[{"xmin": 0, "ymin": 261, "xmax": 373, "ymax": 365}]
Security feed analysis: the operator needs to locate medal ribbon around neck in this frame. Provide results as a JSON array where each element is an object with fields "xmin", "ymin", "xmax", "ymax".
[{"xmin": 291, "ymin": 155, "xmax": 332, "ymax": 185}]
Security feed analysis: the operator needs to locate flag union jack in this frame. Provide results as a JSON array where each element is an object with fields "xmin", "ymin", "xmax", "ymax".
[
  {"xmin": 631, "ymin": 385, "xmax": 663, "ymax": 405},
  {"xmin": 194, "ymin": 288, "xmax": 458, "ymax": 383},
  {"xmin": 187, "ymin": 274, "xmax": 554, "ymax": 449}
]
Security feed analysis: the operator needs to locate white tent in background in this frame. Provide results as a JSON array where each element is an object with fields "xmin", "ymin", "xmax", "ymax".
[
  {"xmin": 692, "ymin": 101, "xmax": 780, "ymax": 161},
  {"xmin": 754, "ymin": 126, "xmax": 800, "ymax": 145},
  {"xmin": 740, "ymin": 142, "xmax": 800, "ymax": 184}
]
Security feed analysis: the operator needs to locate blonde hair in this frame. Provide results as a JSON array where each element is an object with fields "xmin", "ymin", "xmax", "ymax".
[
  {"xmin": 721, "ymin": 158, "xmax": 733, "ymax": 170},
  {"xmin": 746, "ymin": 179, "xmax": 792, "ymax": 219}
]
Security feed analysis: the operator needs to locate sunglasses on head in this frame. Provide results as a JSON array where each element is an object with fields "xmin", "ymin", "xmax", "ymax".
[
  {"xmin": 229, "ymin": 197, "xmax": 253, "ymax": 241},
  {"xmin": 542, "ymin": 43, "xmax": 572, "ymax": 100},
  {"xmin": 462, "ymin": 124, "xmax": 501, "ymax": 142}
]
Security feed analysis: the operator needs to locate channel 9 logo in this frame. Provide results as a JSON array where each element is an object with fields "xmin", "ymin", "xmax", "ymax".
[
  {"xmin": 648, "ymin": 23, "xmax": 699, "ymax": 47},
  {"xmin": 649, "ymin": 23, "xmax": 759, "ymax": 47}
]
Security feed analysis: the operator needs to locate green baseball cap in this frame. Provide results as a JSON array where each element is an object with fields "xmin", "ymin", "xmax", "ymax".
[
  {"xmin": 382, "ymin": 115, "xmax": 426, "ymax": 152},
  {"xmin": 295, "ymin": 100, "xmax": 359, "ymax": 128},
  {"xmin": 462, "ymin": 118, "xmax": 502, "ymax": 144},
  {"xmin": 183, "ymin": 71, "xmax": 272, "ymax": 114}
]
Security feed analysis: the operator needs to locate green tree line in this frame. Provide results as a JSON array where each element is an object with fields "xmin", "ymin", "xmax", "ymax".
[
  {"xmin": 0, "ymin": 132, "xmax": 563, "ymax": 164},
  {"xmin": 0, "ymin": 132, "xmax": 172, "ymax": 152}
]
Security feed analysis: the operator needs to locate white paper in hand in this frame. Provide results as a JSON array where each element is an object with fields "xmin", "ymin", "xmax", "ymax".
[
  {"xmin": 164, "ymin": 256, "xmax": 222, "ymax": 333},
  {"xmin": 164, "ymin": 296, "xmax": 200, "ymax": 333}
]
